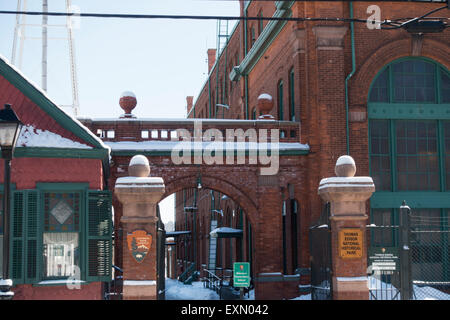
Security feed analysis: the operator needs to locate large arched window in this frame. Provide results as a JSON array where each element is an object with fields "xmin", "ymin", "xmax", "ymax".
[
  {"xmin": 369, "ymin": 58, "xmax": 450, "ymax": 193},
  {"xmin": 368, "ymin": 58, "xmax": 450, "ymax": 282}
]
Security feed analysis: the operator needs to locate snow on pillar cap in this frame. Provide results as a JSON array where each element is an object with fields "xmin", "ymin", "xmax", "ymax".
[
  {"xmin": 128, "ymin": 155, "xmax": 150, "ymax": 177},
  {"xmin": 119, "ymin": 91, "xmax": 137, "ymax": 117},
  {"xmin": 335, "ymin": 155, "xmax": 356, "ymax": 177},
  {"xmin": 121, "ymin": 91, "xmax": 136, "ymax": 98},
  {"xmin": 257, "ymin": 93, "xmax": 274, "ymax": 119}
]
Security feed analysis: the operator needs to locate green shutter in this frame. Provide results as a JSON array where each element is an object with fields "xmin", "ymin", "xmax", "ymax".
[
  {"xmin": 10, "ymin": 191, "xmax": 24, "ymax": 284},
  {"xmin": 86, "ymin": 191, "xmax": 112, "ymax": 282},
  {"xmin": 25, "ymin": 190, "xmax": 39, "ymax": 283}
]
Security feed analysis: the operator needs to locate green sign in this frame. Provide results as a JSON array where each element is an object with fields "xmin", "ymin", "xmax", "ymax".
[{"xmin": 233, "ymin": 262, "xmax": 250, "ymax": 288}]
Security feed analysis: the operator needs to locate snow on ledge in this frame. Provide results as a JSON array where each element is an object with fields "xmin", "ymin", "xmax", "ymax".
[
  {"xmin": 17, "ymin": 125, "xmax": 93, "ymax": 149},
  {"xmin": 37, "ymin": 280, "xmax": 86, "ymax": 285},
  {"xmin": 123, "ymin": 280, "xmax": 156, "ymax": 286},
  {"xmin": 0, "ymin": 279, "xmax": 13, "ymax": 286},
  {"xmin": 115, "ymin": 176, "xmax": 164, "ymax": 189},
  {"xmin": 336, "ymin": 276, "xmax": 368, "ymax": 282}
]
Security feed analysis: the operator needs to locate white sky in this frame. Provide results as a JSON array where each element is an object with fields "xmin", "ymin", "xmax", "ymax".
[{"xmin": 0, "ymin": 0, "xmax": 240, "ymax": 223}]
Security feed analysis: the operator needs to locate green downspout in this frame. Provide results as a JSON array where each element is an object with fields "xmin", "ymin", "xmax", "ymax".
[
  {"xmin": 193, "ymin": 189, "xmax": 198, "ymax": 271},
  {"xmin": 244, "ymin": 7, "xmax": 249, "ymax": 120},
  {"xmin": 208, "ymin": 78, "xmax": 212, "ymax": 118},
  {"xmin": 224, "ymin": 42, "xmax": 228, "ymax": 119},
  {"xmin": 345, "ymin": 1, "xmax": 356, "ymax": 155},
  {"xmin": 215, "ymin": 52, "xmax": 220, "ymax": 119}
]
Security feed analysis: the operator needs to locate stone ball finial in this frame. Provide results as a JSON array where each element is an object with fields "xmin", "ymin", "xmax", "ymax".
[
  {"xmin": 119, "ymin": 91, "xmax": 137, "ymax": 115},
  {"xmin": 128, "ymin": 155, "xmax": 150, "ymax": 177},
  {"xmin": 335, "ymin": 155, "xmax": 356, "ymax": 177},
  {"xmin": 257, "ymin": 93, "xmax": 274, "ymax": 116}
]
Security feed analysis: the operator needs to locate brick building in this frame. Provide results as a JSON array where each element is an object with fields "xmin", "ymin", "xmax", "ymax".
[
  {"xmin": 178, "ymin": 0, "xmax": 450, "ymax": 299},
  {"xmin": 1, "ymin": 0, "xmax": 448, "ymax": 301}
]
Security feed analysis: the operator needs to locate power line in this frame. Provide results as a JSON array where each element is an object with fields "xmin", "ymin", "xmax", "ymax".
[
  {"xmin": 0, "ymin": 10, "xmax": 368, "ymax": 22},
  {"xmin": 0, "ymin": 4, "xmax": 447, "ymax": 29}
]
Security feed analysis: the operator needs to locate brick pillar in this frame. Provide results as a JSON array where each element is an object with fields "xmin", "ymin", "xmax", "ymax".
[
  {"xmin": 318, "ymin": 155, "xmax": 374, "ymax": 300},
  {"xmin": 114, "ymin": 155, "xmax": 165, "ymax": 300}
]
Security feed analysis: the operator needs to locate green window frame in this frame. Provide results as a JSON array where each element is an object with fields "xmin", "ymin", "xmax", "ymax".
[
  {"xmin": 289, "ymin": 68, "xmax": 296, "ymax": 122},
  {"xmin": 278, "ymin": 80, "xmax": 284, "ymax": 121},
  {"xmin": 369, "ymin": 58, "xmax": 450, "ymax": 197},
  {"xmin": 8, "ymin": 183, "xmax": 112, "ymax": 286}
]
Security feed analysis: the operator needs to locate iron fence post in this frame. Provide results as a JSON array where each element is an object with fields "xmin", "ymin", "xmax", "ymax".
[{"xmin": 399, "ymin": 201, "xmax": 412, "ymax": 300}]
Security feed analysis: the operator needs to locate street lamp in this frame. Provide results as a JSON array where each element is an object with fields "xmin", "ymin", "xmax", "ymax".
[{"xmin": 0, "ymin": 104, "xmax": 23, "ymax": 300}]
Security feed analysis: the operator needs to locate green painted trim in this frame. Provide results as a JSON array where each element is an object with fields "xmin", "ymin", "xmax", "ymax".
[
  {"xmin": 13, "ymin": 147, "xmax": 108, "ymax": 159},
  {"xmin": 245, "ymin": 76, "xmax": 249, "ymax": 119},
  {"xmin": 276, "ymin": 1, "xmax": 292, "ymax": 10},
  {"xmin": 0, "ymin": 58, "xmax": 106, "ymax": 151},
  {"xmin": 371, "ymin": 192, "xmax": 450, "ymax": 209},
  {"xmin": 438, "ymin": 120, "xmax": 446, "ymax": 191},
  {"xmin": 110, "ymin": 149, "xmax": 309, "ymax": 157},
  {"xmin": 389, "ymin": 120, "xmax": 397, "ymax": 191},
  {"xmin": 345, "ymin": 1, "xmax": 355, "ymax": 156},
  {"xmin": 368, "ymin": 103, "xmax": 450, "ymax": 119},
  {"xmin": 238, "ymin": 4, "xmax": 293, "ymax": 77},
  {"xmin": 36, "ymin": 182, "xmax": 89, "ymax": 191},
  {"xmin": 208, "ymin": 78, "xmax": 212, "ymax": 118}
]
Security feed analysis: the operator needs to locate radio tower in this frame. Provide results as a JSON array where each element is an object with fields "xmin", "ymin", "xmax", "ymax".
[{"xmin": 11, "ymin": 0, "xmax": 80, "ymax": 117}]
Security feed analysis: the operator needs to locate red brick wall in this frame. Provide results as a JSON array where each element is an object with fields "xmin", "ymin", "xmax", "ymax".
[
  {"xmin": 12, "ymin": 283, "xmax": 103, "ymax": 300},
  {"xmin": 0, "ymin": 157, "xmax": 103, "ymax": 190}
]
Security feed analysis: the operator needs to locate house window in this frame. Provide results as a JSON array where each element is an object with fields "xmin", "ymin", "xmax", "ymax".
[
  {"xmin": 9, "ymin": 186, "xmax": 112, "ymax": 285},
  {"xmin": 43, "ymin": 192, "xmax": 80, "ymax": 279}
]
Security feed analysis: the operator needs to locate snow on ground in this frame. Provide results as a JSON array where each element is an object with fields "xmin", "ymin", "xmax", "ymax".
[
  {"xmin": 165, "ymin": 277, "xmax": 449, "ymax": 300},
  {"xmin": 165, "ymin": 279, "xmax": 221, "ymax": 300},
  {"xmin": 165, "ymin": 279, "xmax": 258, "ymax": 300},
  {"xmin": 164, "ymin": 279, "xmax": 310, "ymax": 300}
]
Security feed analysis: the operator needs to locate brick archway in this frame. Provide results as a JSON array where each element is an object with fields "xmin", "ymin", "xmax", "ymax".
[{"xmin": 160, "ymin": 174, "xmax": 258, "ymax": 227}]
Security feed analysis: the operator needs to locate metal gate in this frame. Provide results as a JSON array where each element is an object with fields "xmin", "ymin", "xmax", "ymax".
[
  {"xmin": 309, "ymin": 203, "xmax": 332, "ymax": 300},
  {"xmin": 368, "ymin": 201, "xmax": 450, "ymax": 300}
]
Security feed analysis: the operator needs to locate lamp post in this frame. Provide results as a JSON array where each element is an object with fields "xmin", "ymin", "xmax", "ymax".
[{"xmin": 0, "ymin": 104, "xmax": 23, "ymax": 300}]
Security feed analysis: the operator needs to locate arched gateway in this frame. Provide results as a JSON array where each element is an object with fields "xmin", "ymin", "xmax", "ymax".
[{"xmin": 80, "ymin": 94, "xmax": 310, "ymax": 300}]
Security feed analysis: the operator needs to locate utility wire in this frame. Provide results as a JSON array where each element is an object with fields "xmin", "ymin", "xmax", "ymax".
[
  {"xmin": 0, "ymin": 10, "xmax": 370, "ymax": 22},
  {"xmin": 0, "ymin": 4, "xmax": 447, "ymax": 29}
]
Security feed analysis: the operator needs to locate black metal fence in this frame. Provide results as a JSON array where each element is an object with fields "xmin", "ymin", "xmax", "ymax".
[
  {"xmin": 410, "ymin": 208, "xmax": 450, "ymax": 300},
  {"xmin": 309, "ymin": 203, "xmax": 332, "ymax": 300},
  {"xmin": 368, "ymin": 202, "xmax": 450, "ymax": 300},
  {"xmin": 311, "ymin": 201, "xmax": 450, "ymax": 300}
]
